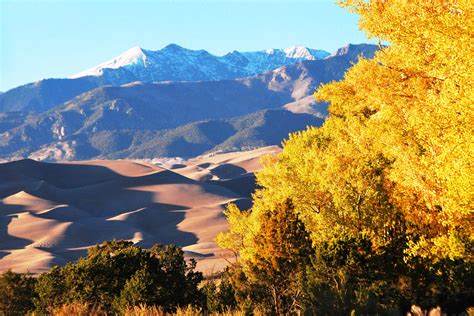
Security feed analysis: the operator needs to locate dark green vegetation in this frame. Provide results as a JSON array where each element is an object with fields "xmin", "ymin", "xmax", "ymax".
[
  {"xmin": 216, "ymin": 205, "xmax": 473, "ymax": 315},
  {"xmin": 2, "ymin": 238, "xmax": 471, "ymax": 315},
  {"xmin": 0, "ymin": 241, "xmax": 204, "ymax": 314},
  {"xmin": 0, "ymin": 270, "xmax": 37, "ymax": 315}
]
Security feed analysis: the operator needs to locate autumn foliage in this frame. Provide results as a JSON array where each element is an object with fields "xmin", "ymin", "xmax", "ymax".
[
  {"xmin": 218, "ymin": 0, "xmax": 473, "ymax": 314},
  {"xmin": 0, "ymin": 1, "xmax": 472, "ymax": 314}
]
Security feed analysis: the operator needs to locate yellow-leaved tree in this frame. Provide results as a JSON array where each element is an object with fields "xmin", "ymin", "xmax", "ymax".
[
  {"xmin": 218, "ymin": 0, "xmax": 473, "ymax": 313},
  {"xmin": 314, "ymin": 0, "xmax": 473, "ymax": 260}
]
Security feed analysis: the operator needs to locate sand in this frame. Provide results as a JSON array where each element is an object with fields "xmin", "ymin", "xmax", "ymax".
[{"xmin": 0, "ymin": 146, "xmax": 280, "ymax": 274}]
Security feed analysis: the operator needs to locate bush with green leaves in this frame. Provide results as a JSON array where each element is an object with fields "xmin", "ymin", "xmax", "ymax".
[
  {"xmin": 34, "ymin": 240, "xmax": 203, "ymax": 313},
  {"xmin": 201, "ymin": 268, "xmax": 237, "ymax": 313},
  {"xmin": 302, "ymin": 234, "xmax": 474, "ymax": 315},
  {"xmin": 0, "ymin": 270, "xmax": 37, "ymax": 315}
]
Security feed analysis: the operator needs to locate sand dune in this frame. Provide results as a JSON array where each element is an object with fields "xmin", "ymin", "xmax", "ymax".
[
  {"xmin": 174, "ymin": 146, "xmax": 281, "ymax": 181},
  {"xmin": 0, "ymin": 146, "xmax": 280, "ymax": 274}
]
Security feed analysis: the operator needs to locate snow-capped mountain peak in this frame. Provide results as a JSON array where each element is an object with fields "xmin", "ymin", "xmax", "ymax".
[
  {"xmin": 284, "ymin": 45, "xmax": 314, "ymax": 59},
  {"xmin": 71, "ymin": 46, "xmax": 147, "ymax": 78},
  {"xmin": 119, "ymin": 46, "xmax": 147, "ymax": 62},
  {"xmin": 69, "ymin": 44, "xmax": 331, "ymax": 82}
]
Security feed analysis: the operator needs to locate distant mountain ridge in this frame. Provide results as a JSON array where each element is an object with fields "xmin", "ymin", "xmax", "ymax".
[
  {"xmin": 70, "ymin": 44, "xmax": 330, "ymax": 82},
  {"xmin": 0, "ymin": 44, "xmax": 330, "ymax": 113},
  {"xmin": 0, "ymin": 44, "xmax": 379, "ymax": 161}
]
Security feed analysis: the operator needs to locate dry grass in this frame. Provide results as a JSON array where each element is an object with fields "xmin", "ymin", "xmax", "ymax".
[
  {"xmin": 29, "ymin": 302, "xmax": 107, "ymax": 316},
  {"xmin": 29, "ymin": 303, "xmax": 253, "ymax": 316},
  {"xmin": 123, "ymin": 305, "xmax": 252, "ymax": 316}
]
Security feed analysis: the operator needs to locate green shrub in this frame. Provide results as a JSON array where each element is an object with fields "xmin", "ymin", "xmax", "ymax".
[
  {"xmin": 0, "ymin": 270, "xmax": 37, "ymax": 315},
  {"xmin": 202, "ymin": 269, "xmax": 237, "ymax": 313},
  {"xmin": 34, "ymin": 240, "xmax": 203, "ymax": 313}
]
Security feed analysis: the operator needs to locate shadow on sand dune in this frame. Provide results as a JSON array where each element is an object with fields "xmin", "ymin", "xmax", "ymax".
[
  {"xmin": 208, "ymin": 174, "xmax": 257, "ymax": 198},
  {"xmin": 209, "ymin": 163, "xmax": 247, "ymax": 180},
  {"xmin": 0, "ymin": 159, "xmax": 203, "ymax": 271},
  {"xmin": 0, "ymin": 202, "xmax": 32, "ymax": 260}
]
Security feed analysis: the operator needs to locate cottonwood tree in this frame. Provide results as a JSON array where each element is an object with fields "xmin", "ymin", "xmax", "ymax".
[
  {"xmin": 219, "ymin": 0, "xmax": 473, "ymax": 313},
  {"xmin": 218, "ymin": 199, "xmax": 313, "ymax": 315}
]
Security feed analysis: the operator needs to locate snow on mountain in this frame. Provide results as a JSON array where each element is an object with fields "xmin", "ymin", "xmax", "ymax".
[
  {"xmin": 0, "ymin": 44, "xmax": 380, "ymax": 160},
  {"xmin": 284, "ymin": 45, "xmax": 328, "ymax": 60},
  {"xmin": 72, "ymin": 46, "xmax": 148, "ymax": 78},
  {"xmin": 70, "ymin": 44, "xmax": 330, "ymax": 83}
]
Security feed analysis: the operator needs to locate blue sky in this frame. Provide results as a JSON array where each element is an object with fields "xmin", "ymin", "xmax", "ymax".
[{"xmin": 0, "ymin": 0, "xmax": 372, "ymax": 91}]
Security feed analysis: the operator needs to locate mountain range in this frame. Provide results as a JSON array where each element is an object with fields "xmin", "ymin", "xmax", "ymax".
[
  {"xmin": 71, "ymin": 44, "xmax": 330, "ymax": 82},
  {"xmin": 0, "ymin": 43, "xmax": 378, "ymax": 161},
  {"xmin": 0, "ymin": 44, "xmax": 330, "ymax": 113}
]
